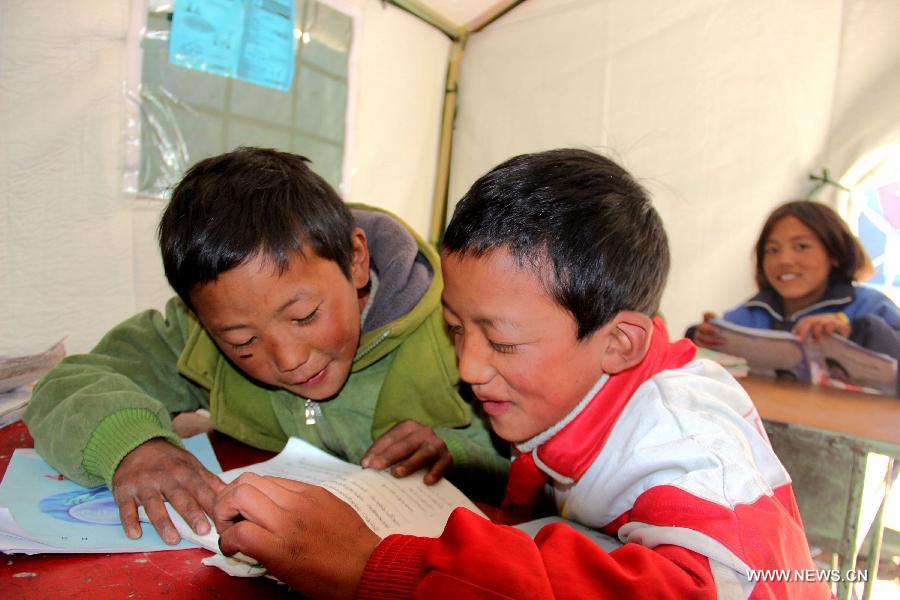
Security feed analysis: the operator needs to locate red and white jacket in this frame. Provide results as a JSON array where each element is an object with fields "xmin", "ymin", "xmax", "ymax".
[{"xmin": 358, "ymin": 321, "xmax": 830, "ymax": 599}]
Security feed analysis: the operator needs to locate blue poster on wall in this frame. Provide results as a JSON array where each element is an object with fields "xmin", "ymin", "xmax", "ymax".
[{"xmin": 169, "ymin": 0, "xmax": 296, "ymax": 92}]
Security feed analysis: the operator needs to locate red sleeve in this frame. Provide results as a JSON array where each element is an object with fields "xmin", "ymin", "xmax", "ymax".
[{"xmin": 357, "ymin": 508, "xmax": 716, "ymax": 599}]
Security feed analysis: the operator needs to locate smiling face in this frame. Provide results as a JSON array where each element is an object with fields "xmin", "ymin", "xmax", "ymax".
[
  {"xmin": 440, "ymin": 248, "xmax": 610, "ymax": 444},
  {"xmin": 190, "ymin": 230, "xmax": 369, "ymax": 400},
  {"xmin": 762, "ymin": 215, "xmax": 833, "ymax": 316}
]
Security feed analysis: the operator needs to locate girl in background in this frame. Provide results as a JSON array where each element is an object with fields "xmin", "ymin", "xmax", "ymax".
[{"xmin": 689, "ymin": 200, "xmax": 900, "ymax": 360}]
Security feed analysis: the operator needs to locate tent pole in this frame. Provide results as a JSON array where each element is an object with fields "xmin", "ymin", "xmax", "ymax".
[
  {"xmin": 467, "ymin": 0, "xmax": 528, "ymax": 33},
  {"xmin": 382, "ymin": 0, "xmax": 530, "ymax": 243},
  {"xmin": 383, "ymin": 0, "xmax": 465, "ymax": 40},
  {"xmin": 428, "ymin": 36, "xmax": 467, "ymax": 245}
]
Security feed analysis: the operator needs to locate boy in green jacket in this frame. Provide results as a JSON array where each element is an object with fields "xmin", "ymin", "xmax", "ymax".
[{"xmin": 24, "ymin": 147, "xmax": 506, "ymax": 546}]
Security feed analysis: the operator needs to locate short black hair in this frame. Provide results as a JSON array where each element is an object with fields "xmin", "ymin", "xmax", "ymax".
[
  {"xmin": 753, "ymin": 200, "xmax": 871, "ymax": 290},
  {"xmin": 158, "ymin": 147, "xmax": 353, "ymax": 308},
  {"xmin": 442, "ymin": 148, "xmax": 669, "ymax": 340}
]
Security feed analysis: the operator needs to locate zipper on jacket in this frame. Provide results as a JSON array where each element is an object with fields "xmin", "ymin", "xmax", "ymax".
[
  {"xmin": 303, "ymin": 398, "xmax": 341, "ymax": 453},
  {"xmin": 354, "ymin": 329, "xmax": 391, "ymax": 362}
]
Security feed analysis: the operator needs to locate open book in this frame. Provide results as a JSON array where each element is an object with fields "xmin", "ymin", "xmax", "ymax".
[
  {"xmin": 176, "ymin": 439, "xmax": 624, "ymax": 577},
  {"xmin": 711, "ymin": 319, "xmax": 898, "ymax": 395},
  {"xmin": 167, "ymin": 437, "xmax": 487, "ymax": 573}
]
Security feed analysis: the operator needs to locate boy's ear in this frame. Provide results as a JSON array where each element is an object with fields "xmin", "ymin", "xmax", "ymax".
[
  {"xmin": 597, "ymin": 311, "xmax": 653, "ymax": 375},
  {"xmin": 349, "ymin": 227, "xmax": 370, "ymax": 291}
]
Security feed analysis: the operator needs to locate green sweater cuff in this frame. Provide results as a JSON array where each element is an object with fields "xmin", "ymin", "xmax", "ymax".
[
  {"xmin": 83, "ymin": 408, "xmax": 183, "ymax": 487},
  {"xmin": 437, "ymin": 429, "xmax": 470, "ymax": 467},
  {"xmin": 436, "ymin": 429, "xmax": 509, "ymax": 479},
  {"xmin": 437, "ymin": 428, "xmax": 510, "ymax": 504}
]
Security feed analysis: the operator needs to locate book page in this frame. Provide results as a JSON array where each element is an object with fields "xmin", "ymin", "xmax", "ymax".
[
  {"xmin": 712, "ymin": 319, "xmax": 811, "ymax": 382},
  {"xmin": 221, "ymin": 437, "xmax": 360, "ymax": 484},
  {"xmin": 814, "ymin": 333, "xmax": 898, "ymax": 395},
  {"xmin": 320, "ymin": 468, "xmax": 486, "ymax": 538}
]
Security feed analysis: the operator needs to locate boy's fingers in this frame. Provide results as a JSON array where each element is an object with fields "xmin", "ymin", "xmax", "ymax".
[
  {"xmin": 141, "ymin": 494, "xmax": 180, "ymax": 545},
  {"xmin": 423, "ymin": 453, "xmax": 453, "ymax": 485},
  {"xmin": 361, "ymin": 421, "xmax": 418, "ymax": 467},
  {"xmin": 364, "ymin": 434, "xmax": 420, "ymax": 470},
  {"xmin": 233, "ymin": 473, "xmax": 313, "ymax": 506},
  {"xmin": 166, "ymin": 486, "xmax": 211, "ymax": 535},
  {"xmin": 193, "ymin": 473, "xmax": 225, "ymax": 523},
  {"xmin": 370, "ymin": 443, "xmax": 416, "ymax": 470},
  {"xmin": 391, "ymin": 440, "xmax": 448, "ymax": 478},
  {"xmin": 213, "ymin": 475, "xmax": 291, "ymax": 533},
  {"xmin": 702, "ymin": 311, "xmax": 717, "ymax": 322},
  {"xmin": 203, "ymin": 470, "xmax": 227, "ymax": 495},
  {"xmin": 218, "ymin": 518, "xmax": 275, "ymax": 560},
  {"xmin": 117, "ymin": 497, "xmax": 142, "ymax": 539},
  {"xmin": 264, "ymin": 475, "xmax": 316, "ymax": 495}
]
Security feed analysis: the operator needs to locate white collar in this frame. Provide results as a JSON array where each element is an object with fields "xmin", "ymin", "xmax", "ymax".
[{"xmin": 515, "ymin": 373, "xmax": 609, "ymax": 454}]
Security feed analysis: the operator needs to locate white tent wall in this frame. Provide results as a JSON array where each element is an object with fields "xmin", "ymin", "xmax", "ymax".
[
  {"xmin": 822, "ymin": 0, "xmax": 900, "ymax": 187},
  {"xmin": 0, "ymin": 0, "xmax": 449, "ymax": 355},
  {"xmin": 4, "ymin": 0, "xmax": 898, "ymax": 357},
  {"xmin": 448, "ymin": 0, "xmax": 900, "ymax": 338}
]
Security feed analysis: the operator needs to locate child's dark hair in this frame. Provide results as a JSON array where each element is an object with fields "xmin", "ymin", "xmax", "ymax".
[
  {"xmin": 754, "ymin": 200, "xmax": 871, "ymax": 291},
  {"xmin": 159, "ymin": 147, "xmax": 353, "ymax": 308},
  {"xmin": 442, "ymin": 148, "xmax": 669, "ymax": 340}
]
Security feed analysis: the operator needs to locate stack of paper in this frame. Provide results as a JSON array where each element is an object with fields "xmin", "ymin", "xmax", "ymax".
[
  {"xmin": 0, "ymin": 434, "xmax": 220, "ymax": 554},
  {"xmin": 695, "ymin": 347, "xmax": 750, "ymax": 378},
  {"xmin": 0, "ymin": 388, "xmax": 32, "ymax": 429},
  {"xmin": 0, "ymin": 340, "xmax": 66, "ymax": 428}
]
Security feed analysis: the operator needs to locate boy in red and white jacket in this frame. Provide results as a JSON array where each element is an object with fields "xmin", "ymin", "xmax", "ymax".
[{"xmin": 212, "ymin": 149, "xmax": 830, "ymax": 599}]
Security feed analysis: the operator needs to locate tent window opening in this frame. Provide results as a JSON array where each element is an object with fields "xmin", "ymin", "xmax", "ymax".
[
  {"xmin": 125, "ymin": 0, "xmax": 353, "ymax": 199},
  {"xmin": 841, "ymin": 146, "xmax": 900, "ymax": 305}
]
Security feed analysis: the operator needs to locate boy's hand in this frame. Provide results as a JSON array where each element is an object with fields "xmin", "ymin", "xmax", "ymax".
[
  {"xmin": 214, "ymin": 473, "xmax": 380, "ymax": 600},
  {"xmin": 361, "ymin": 420, "xmax": 452, "ymax": 484},
  {"xmin": 693, "ymin": 312, "xmax": 724, "ymax": 348},
  {"xmin": 793, "ymin": 313, "xmax": 851, "ymax": 342},
  {"xmin": 112, "ymin": 438, "xmax": 225, "ymax": 545}
]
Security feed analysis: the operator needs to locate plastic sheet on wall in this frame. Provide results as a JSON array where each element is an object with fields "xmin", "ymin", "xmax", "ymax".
[{"xmin": 124, "ymin": 0, "xmax": 352, "ymax": 200}]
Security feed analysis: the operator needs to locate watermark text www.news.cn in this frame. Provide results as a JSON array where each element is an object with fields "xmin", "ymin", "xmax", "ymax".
[{"xmin": 746, "ymin": 569, "xmax": 868, "ymax": 583}]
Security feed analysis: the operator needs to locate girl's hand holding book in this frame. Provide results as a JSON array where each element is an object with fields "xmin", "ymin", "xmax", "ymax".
[
  {"xmin": 793, "ymin": 313, "xmax": 851, "ymax": 342},
  {"xmin": 694, "ymin": 312, "xmax": 725, "ymax": 349}
]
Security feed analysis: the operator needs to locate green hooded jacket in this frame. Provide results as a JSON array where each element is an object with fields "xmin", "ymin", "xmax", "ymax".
[{"xmin": 24, "ymin": 205, "xmax": 508, "ymax": 494}]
